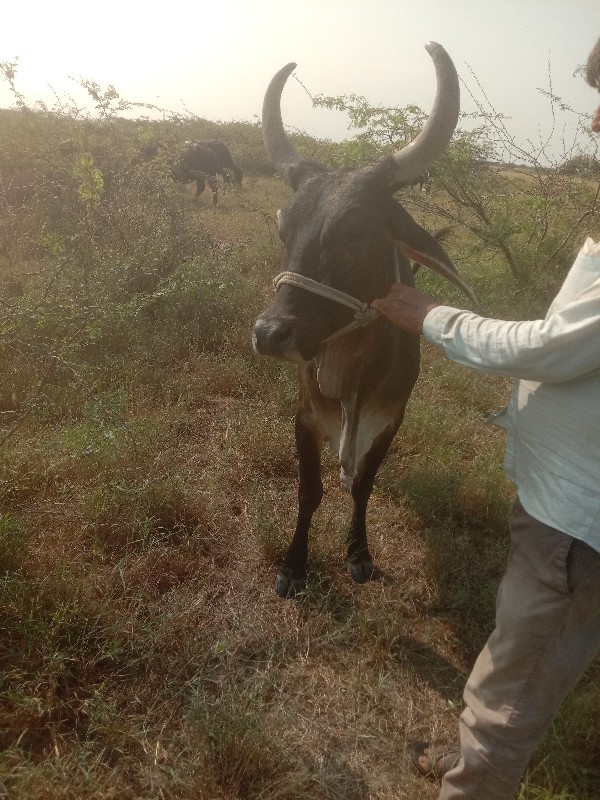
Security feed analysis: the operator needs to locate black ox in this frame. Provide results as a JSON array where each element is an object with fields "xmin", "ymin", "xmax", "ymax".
[
  {"xmin": 410, "ymin": 169, "xmax": 433, "ymax": 194},
  {"xmin": 252, "ymin": 43, "xmax": 477, "ymax": 598},
  {"xmin": 176, "ymin": 140, "xmax": 243, "ymax": 205}
]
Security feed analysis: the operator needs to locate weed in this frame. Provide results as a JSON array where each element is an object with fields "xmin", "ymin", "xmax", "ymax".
[{"xmin": 0, "ymin": 91, "xmax": 598, "ymax": 800}]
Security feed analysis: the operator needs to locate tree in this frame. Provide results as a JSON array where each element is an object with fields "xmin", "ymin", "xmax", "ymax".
[{"xmin": 313, "ymin": 92, "xmax": 600, "ymax": 284}]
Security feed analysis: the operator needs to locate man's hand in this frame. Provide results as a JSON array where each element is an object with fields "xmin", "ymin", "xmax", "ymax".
[{"xmin": 371, "ymin": 284, "xmax": 440, "ymax": 335}]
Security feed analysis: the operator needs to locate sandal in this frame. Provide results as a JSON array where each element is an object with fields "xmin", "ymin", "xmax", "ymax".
[{"xmin": 411, "ymin": 741, "xmax": 461, "ymax": 780}]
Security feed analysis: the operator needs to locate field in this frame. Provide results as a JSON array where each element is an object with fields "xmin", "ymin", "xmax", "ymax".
[{"xmin": 1, "ymin": 110, "xmax": 599, "ymax": 800}]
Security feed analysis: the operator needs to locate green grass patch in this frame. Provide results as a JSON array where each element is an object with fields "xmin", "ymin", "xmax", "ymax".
[{"xmin": 0, "ymin": 104, "xmax": 598, "ymax": 800}]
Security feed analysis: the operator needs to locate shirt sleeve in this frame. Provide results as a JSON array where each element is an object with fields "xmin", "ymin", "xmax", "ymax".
[{"xmin": 422, "ymin": 279, "xmax": 600, "ymax": 383}]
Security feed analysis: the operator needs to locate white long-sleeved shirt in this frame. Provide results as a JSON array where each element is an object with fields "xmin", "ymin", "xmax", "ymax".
[{"xmin": 423, "ymin": 238, "xmax": 600, "ymax": 553}]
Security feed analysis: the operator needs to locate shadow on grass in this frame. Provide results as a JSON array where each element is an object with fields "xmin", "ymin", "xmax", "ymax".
[
  {"xmin": 389, "ymin": 635, "xmax": 467, "ymax": 702},
  {"xmin": 384, "ymin": 460, "xmax": 511, "ymax": 664}
]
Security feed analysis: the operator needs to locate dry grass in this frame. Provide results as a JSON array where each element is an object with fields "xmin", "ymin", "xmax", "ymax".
[{"xmin": 1, "ymin": 165, "xmax": 599, "ymax": 800}]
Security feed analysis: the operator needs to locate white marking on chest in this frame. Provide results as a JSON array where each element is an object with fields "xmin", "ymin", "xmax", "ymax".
[{"xmin": 315, "ymin": 340, "xmax": 394, "ymax": 491}]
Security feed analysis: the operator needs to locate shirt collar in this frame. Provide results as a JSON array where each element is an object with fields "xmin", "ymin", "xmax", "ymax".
[{"xmin": 582, "ymin": 237, "xmax": 600, "ymax": 255}]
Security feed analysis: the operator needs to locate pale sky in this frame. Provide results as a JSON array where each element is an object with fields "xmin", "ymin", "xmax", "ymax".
[{"xmin": 1, "ymin": 1, "xmax": 599, "ymax": 162}]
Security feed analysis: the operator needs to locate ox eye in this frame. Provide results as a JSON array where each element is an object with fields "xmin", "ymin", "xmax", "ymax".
[{"xmin": 320, "ymin": 254, "xmax": 347, "ymax": 285}]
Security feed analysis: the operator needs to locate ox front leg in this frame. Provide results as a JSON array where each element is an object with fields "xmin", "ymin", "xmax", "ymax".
[
  {"xmin": 194, "ymin": 175, "xmax": 206, "ymax": 199},
  {"xmin": 276, "ymin": 417, "xmax": 323, "ymax": 598},
  {"xmin": 207, "ymin": 175, "xmax": 219, "ymax": 206},
  {"xmin": 347, "ymin": 430, "xmax": 396, "ymax": 584}
]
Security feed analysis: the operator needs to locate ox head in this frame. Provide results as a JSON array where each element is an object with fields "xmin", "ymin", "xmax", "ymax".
[{"xmin": 253, "ymin": 43, "xmax": 476, "ymax": 362}]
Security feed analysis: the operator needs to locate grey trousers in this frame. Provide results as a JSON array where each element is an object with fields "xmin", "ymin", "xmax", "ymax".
[{"xmin": 440, "ymin": 497, "xmax": 600, "ymax": 800}]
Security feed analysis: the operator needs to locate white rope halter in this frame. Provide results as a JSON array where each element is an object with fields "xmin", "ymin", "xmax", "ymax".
[
  {"xmin": 272, "ymin": 272, "xmax": 378, "ymax": 342},
  {"xmin": 272, "ymin": 248, "xmax": 402, "ymax": 342}
]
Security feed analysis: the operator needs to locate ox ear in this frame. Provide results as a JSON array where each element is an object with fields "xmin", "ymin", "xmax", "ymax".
[
  {"xmin": 389, "ymin": 205, "xmax": 478, "ymax": 305},
  {"xmin": 285, "ymin": 160, "xmax": 327, "ymax": 191}
]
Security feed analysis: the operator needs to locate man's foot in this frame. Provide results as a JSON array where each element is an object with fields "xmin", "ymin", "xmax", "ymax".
[{"xmin": 411, "ymin": 742, "xmax": 461, "ymax": 780}]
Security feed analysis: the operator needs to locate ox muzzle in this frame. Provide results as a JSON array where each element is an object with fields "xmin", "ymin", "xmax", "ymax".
[{"xmin": 252, "ymin": 272, "xmax": 381, "ymax": 362}]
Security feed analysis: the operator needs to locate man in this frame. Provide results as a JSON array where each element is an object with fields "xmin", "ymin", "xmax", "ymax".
[{"xmin": 371, "ymin": 37, "xmax": 600, "ymax": 800}]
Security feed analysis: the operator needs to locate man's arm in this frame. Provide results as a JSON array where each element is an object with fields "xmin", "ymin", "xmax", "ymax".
[{"xmin": 372, "ymin": 281, "xmax": 600, "ymax": 383}]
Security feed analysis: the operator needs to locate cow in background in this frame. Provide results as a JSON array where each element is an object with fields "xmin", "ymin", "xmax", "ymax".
[
  {"xmin": 175, "ymin": 140, "xmax": 243, "ymax": 205},
  {"xmin": 410, "ymin": 169, "xmax": 433, "ymax": 194},
  {"xmin": 203, "ymin": 140, "xmax": 243, "ymax": 186}
]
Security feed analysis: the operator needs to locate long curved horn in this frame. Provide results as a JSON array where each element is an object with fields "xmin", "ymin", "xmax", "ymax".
[
  {"xmin": 262, "ymin": 62, "xmax": 306, "ymax": 182},
  {"xmin": 387, "ymin": 42, "xmax": 460, "ymax": 187}
]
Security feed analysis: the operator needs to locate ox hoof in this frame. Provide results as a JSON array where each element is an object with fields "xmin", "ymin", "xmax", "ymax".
[
  {"xmin": 347, "ymin": 557, "xmax": 376, "ymax": 584},
  {"xmin": 275, "ymin": 569, "xmax": 306, "ymax": 599}
]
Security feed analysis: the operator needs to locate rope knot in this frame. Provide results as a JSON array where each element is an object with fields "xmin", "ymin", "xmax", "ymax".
[{"xmin": 355, "ymin": 305, "xmax": 379, "ymax": 326}]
